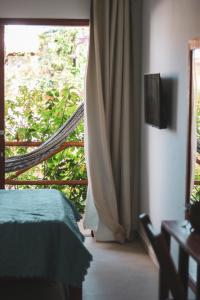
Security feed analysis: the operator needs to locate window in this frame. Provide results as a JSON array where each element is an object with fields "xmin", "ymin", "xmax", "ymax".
[
  {"xmin": 186, "ymin": 39, "xmax": 200, "ymax": 204},
  {"xmin": 0, "ymin": 19, "xmax": 89, "ymax": 213}
]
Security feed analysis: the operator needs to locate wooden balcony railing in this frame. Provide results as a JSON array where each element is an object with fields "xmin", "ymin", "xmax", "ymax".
[{"xmin": 5, "ymin": 141, "xmax": 88, "ymax": 186}]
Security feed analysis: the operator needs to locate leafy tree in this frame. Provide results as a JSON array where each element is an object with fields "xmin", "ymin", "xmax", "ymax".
[{"xmin": 5, "ymin": 27, "xmax": 89, "ymax": 213}]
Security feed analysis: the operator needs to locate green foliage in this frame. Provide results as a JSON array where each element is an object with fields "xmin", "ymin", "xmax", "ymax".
[
  {"xmin": 191, "ymin": 186, "xmax": 200, "ymax": 203},
  {"xmin": 193, "ymin": 56, "xmax": 200, "ymax": 198},
  {"xmin": 5, "ymin": 27, "xmax": 89, "ymax": 213}
]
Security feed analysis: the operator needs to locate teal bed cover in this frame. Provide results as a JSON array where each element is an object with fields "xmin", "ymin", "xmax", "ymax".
[{"xmin": 0, "ymin": 189, "xmax": 92, "ymax": 286}]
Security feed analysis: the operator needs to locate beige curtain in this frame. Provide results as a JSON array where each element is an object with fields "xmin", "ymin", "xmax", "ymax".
[{"xmin": 84, "ymin": 0, "xmax": 139, "ymax": 242}]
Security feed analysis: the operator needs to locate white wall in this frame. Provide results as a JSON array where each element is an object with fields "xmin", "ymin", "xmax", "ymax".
[
  {"xmin": 141, "ymin": 0, "xmax": 200, "ymax": 230},
  {"xmin": 0, "ymin": 0, "xmax": 90, "ymax": 19}
]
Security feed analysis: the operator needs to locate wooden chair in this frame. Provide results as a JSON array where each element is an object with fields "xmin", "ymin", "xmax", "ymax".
[{"xmin": 139, "ymin": 214, "xmax": 188, "ymax": 300}]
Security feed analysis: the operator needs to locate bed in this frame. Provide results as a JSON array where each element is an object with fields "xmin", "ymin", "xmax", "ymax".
[{"xmin": 0, "ymin": 189, "xmax": 92, "ymax": 300}]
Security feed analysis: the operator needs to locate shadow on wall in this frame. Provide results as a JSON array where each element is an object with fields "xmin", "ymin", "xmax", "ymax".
[{"xmin": 162, "ymin": 76, "xmax": 179, "ymax": 131}]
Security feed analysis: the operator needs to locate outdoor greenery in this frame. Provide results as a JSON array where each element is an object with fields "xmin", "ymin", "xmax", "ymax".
[
  {"xmin": 191, "ymin": 186, "xmax": 200, "ymax": 202},
  {"xmin": 192, "ymin": 52, "xmax": 200, "ymax": 201},
  {"xmin": 5, "ymin": 26, "xmax": 89, "ymax": 213}
]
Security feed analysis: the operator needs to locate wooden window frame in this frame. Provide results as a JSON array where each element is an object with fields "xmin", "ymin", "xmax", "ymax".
[{"xmin": 0, "ymin": 18, "xmax": 89, "ymax": 189}]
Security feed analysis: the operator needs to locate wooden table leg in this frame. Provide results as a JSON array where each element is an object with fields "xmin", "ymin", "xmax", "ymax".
[
  {"xmin": 178, "ymin": 246, "xmax": 189, "ymax": 297},
  {"xmin": 159, "ymin": 225, "xmax": 171, "ymax": 299},
  {"xmin": 196, "ymin": 265, "xmax": 200, "ymax": 300}
]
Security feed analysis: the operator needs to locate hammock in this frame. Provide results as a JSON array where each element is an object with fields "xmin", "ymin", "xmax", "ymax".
[{"xmin": 5, "ymin": 103, "xmax": 84, "ymax": 173}]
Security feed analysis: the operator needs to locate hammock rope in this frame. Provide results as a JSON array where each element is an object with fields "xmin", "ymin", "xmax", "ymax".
[{"xmin": 5, "ymin": 103, "xmax": 84, "ymax": 173}]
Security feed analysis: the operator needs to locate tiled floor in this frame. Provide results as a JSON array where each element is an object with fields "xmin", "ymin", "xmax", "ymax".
[
  {"xmin": 0, "ymin": 238, "xmax": 158, "ymax": 300},
  {"xmin": 83, "ymin": 237, "xmax": 158, "ymax": 300}
]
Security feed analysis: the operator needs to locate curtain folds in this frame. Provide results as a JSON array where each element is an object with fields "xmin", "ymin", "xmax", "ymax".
[{"xmin": 84, "ymin": 0, "xmax": 138, "ymax": 242}]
